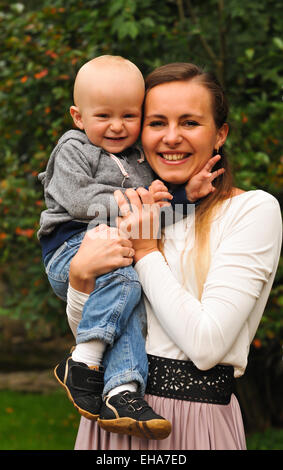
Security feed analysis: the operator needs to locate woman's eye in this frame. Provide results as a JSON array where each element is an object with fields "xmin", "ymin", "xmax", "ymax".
[
  {"xmin": 183, "ymin": 120, "xmax": 199, "ymax": 127},
  {"xmin": 148, "ymin": 121, "xmax": 165, "ymax": 127}
]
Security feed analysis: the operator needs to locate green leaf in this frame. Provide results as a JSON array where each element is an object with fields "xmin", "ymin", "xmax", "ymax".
[
  {"xmin": 245, "ymin": 48, "xmax": 255, "ymax": 59},
  {"xmin": 117, "ymin": 20, "xmax": 139, "ymax": 39},
  {"xmin": 140, "ymin": 17, "xmax": 155, "ymax": 28},
  {"xmin": 126, "ymin": 21, "xmax": 139, "ymax": 39},
  {"xmin": 273, "ymin": 37, "xmax": 283, "ymax": 50},
  {"xmin": 108, "ymin": 0, "xmax": 125, "ymax": 16},
  {"xmin": 10, "ymin": 3, "xmax": 25, "ymax": 14},
  {"xmin": 254, "ymin": 152, "xmax": 270, "ymax": 166}
]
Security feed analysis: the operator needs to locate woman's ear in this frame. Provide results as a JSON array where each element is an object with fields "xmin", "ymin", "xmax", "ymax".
[
  {"xmin": 70, "ymin": 105, "xmax": 84, "ymax": 130},
  {"xmin": 216, "ymin": 122, "xmax": 229, "ymax": 149}
]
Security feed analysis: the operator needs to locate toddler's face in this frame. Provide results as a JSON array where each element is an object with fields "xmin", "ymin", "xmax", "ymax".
[{"xmin": 73, "ymin": 75, "xmax": 144, "ymax": 154}]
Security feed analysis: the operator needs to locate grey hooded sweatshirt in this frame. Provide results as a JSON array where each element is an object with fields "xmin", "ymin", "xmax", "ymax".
[{"xmin": 37, "ymin": 130, "xmax": 155, "ymax": 240}]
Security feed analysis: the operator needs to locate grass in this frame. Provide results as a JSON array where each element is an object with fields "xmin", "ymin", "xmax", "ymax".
[
  {"xmin": 0, "ymin": 389, "xmax": 80, "ymax": 450},
  {"xmin": 246, "ymin": 427, "xmax": 283, "ymax": 450},
  {"xmin": 0, "ymin": 389, "xmax": 282, "ymax": 450}
]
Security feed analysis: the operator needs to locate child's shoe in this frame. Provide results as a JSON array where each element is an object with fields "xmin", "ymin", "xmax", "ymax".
[
  {"xmin": 97, "ymin": 390, "xmax": 171, "ymax": 439},
  {"xmin": 54, "ymin": 354, "xmax": 104, "ymax": 420}
]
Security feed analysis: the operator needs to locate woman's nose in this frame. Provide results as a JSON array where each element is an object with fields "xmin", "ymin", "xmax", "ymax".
[{"xmin": 162, "ymin": 125, "xmax": 182, "ymax": 146}]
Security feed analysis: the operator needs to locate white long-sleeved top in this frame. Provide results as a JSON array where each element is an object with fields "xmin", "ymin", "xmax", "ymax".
[{"xmin": 134, "ymin": 190, "xmax": 282, "ymax": 378}]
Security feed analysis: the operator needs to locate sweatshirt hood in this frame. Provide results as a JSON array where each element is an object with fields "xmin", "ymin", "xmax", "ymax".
[
  {"xmin": 57, "ymin": 129, "xmax": 89, "ymax": 146},
  {"xmin": 38, "ymin": 130, "xmax": 89, "ymax": 184}
]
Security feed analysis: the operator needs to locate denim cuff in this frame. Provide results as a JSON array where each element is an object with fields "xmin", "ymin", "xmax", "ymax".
[
  {"xmin": 103, "ymin": 370, "xmax": 146, "ymax": 398},
  {"xmin": 76, "ymin": 326, "xmax": 114, "ymax": 346}
]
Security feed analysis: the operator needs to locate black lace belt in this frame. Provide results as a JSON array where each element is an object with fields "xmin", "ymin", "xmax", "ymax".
[{"xmin": 145, "ymin": 354, "xmax": 234, "ymax": 405}]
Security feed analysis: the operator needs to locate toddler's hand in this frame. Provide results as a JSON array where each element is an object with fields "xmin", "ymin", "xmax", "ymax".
[
  {"xmin": 185, "ymin": 154, "xmax": 225, "ymax": 202},
  {"xmin": 149, "ymin": 179, "xmax": 173, "ymax": 207}
]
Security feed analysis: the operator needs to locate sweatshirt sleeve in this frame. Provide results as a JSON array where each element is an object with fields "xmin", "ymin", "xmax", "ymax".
[
  {"xmin": 45, "ymin": 142, "xmax": 124, "ymax": 220},
  {"xmin": 135, "ymin": 195, "xmax": 282, "ymax": 370}
]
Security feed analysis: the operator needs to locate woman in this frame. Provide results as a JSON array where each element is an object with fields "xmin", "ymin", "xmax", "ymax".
[{"xmin": 70, "ymin": 63, "xmax": 282, "ymax": 450}]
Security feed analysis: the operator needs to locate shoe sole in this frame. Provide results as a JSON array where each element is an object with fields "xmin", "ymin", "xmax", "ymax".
[
  {"xmin": 97, "ymin": 417, "xmax": 171, "ymax": 440},
  {"xmin": 54, "ymin": 365, "xmax": 99, "ymax": 421}
]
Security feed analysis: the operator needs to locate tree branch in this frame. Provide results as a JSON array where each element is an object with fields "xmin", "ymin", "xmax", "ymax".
[
  {"xmin": 185, "ymin": 0, "xmax": 225, "ymax": 85},
  {"xmin": 218, "ymin": 0, "xmax": 226, "ymax": 86},
  {"xmin": 186, "ymin": 0, "xmax": 217, "ymax": 62},
  {"xmin": 176, "ymin": 0, "xmax": 185, "ymax": 23}
]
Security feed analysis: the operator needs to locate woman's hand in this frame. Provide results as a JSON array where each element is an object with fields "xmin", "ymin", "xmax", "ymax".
[
  {"xmin": 114, "ymin": 187, "xmax": 160, "ymax": 263},
  {"xmin": 69, "ymin": 224, "xmax": 135, "ymax": 293}
]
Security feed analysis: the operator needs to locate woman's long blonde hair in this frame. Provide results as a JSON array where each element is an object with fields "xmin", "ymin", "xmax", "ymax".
[{"xmin": 144, "ymin": 63, "xmax": 234, "ymax": 298}]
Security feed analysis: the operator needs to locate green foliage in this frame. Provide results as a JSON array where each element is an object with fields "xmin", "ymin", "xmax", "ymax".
[{"xmin": 0, "ymin": 0, "xmax": 282, "ymax": 343}]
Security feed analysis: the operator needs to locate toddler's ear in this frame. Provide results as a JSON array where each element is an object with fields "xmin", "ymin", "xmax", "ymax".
[{"xmin": 70, "ymin": 105, "xmax": 84, "ymax": 130}]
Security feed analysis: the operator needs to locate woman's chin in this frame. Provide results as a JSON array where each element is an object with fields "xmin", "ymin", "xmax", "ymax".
[{"xmin": 161, "ymin": 175, "xmax": 190, "ymax": 185}]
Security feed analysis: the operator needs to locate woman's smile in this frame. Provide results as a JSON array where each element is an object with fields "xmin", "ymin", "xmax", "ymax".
[{"xmin": 157, "ymin": 152, "xmax": 192, "ymax": 163}]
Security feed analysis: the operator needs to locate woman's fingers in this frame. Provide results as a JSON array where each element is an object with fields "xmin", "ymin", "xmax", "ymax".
[
  {"xmin": 114, "ymin": 187, "xmax": 161, "ymax": 242},
  {"xmin": 125, "ymin": 187, "xmax": 144, "ymax": 211},
  {"xmin": 116, "ymin": 215, "xmax": 136, "ymax": 240},
  {"xmin": 121, "ymin": 246, "xmax": 135, "ymax": 258},
  {"xmin": 86, "ymin": 224, "xmax": 131, "ymax": 243},
  {"xmin": 114, "ymin": 190, "xmax": 131, "ymax": 216},
  {"xmin": 115, "ymin": 187, "xmax": 160, "ymax": 214},
  {"xmin": 68, "ymin": 222, "xmax": 137, "ymax": 294}
]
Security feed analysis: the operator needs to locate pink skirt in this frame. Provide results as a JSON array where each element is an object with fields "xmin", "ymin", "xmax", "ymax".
[{"xmin": 74, "ymin": 393, "xmax": 246, "ymax": 450}]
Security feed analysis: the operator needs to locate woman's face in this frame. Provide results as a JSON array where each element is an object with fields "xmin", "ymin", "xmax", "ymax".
[{"xmin": 141, "ymin": 80, "xmax": 228, "ymax": 184}]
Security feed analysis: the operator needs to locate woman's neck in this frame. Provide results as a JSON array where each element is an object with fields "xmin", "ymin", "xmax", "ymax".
[{"xmin": 231, "ymin": 187, "xmax": 246, "ymax": 197}]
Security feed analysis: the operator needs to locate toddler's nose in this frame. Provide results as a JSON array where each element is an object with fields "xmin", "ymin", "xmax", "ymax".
[{"xmin": 110, "ymin": 119, "xmax": 123, "ymax": 132}]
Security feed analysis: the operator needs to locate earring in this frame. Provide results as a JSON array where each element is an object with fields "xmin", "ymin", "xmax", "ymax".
[{"xmin": 213, "ymin": 147, "xmax": 222, "ymax": 156}]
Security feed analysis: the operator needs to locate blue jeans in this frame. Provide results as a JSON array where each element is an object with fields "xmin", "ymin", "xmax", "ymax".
[{"xmin": 43, "ymin": 231, "xmax": 148, "ymax": 396}]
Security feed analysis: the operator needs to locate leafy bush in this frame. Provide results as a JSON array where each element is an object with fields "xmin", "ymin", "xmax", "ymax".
[{"xmin": 0, "ymin": 0, "xmax": 282, "ymax": 345}]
